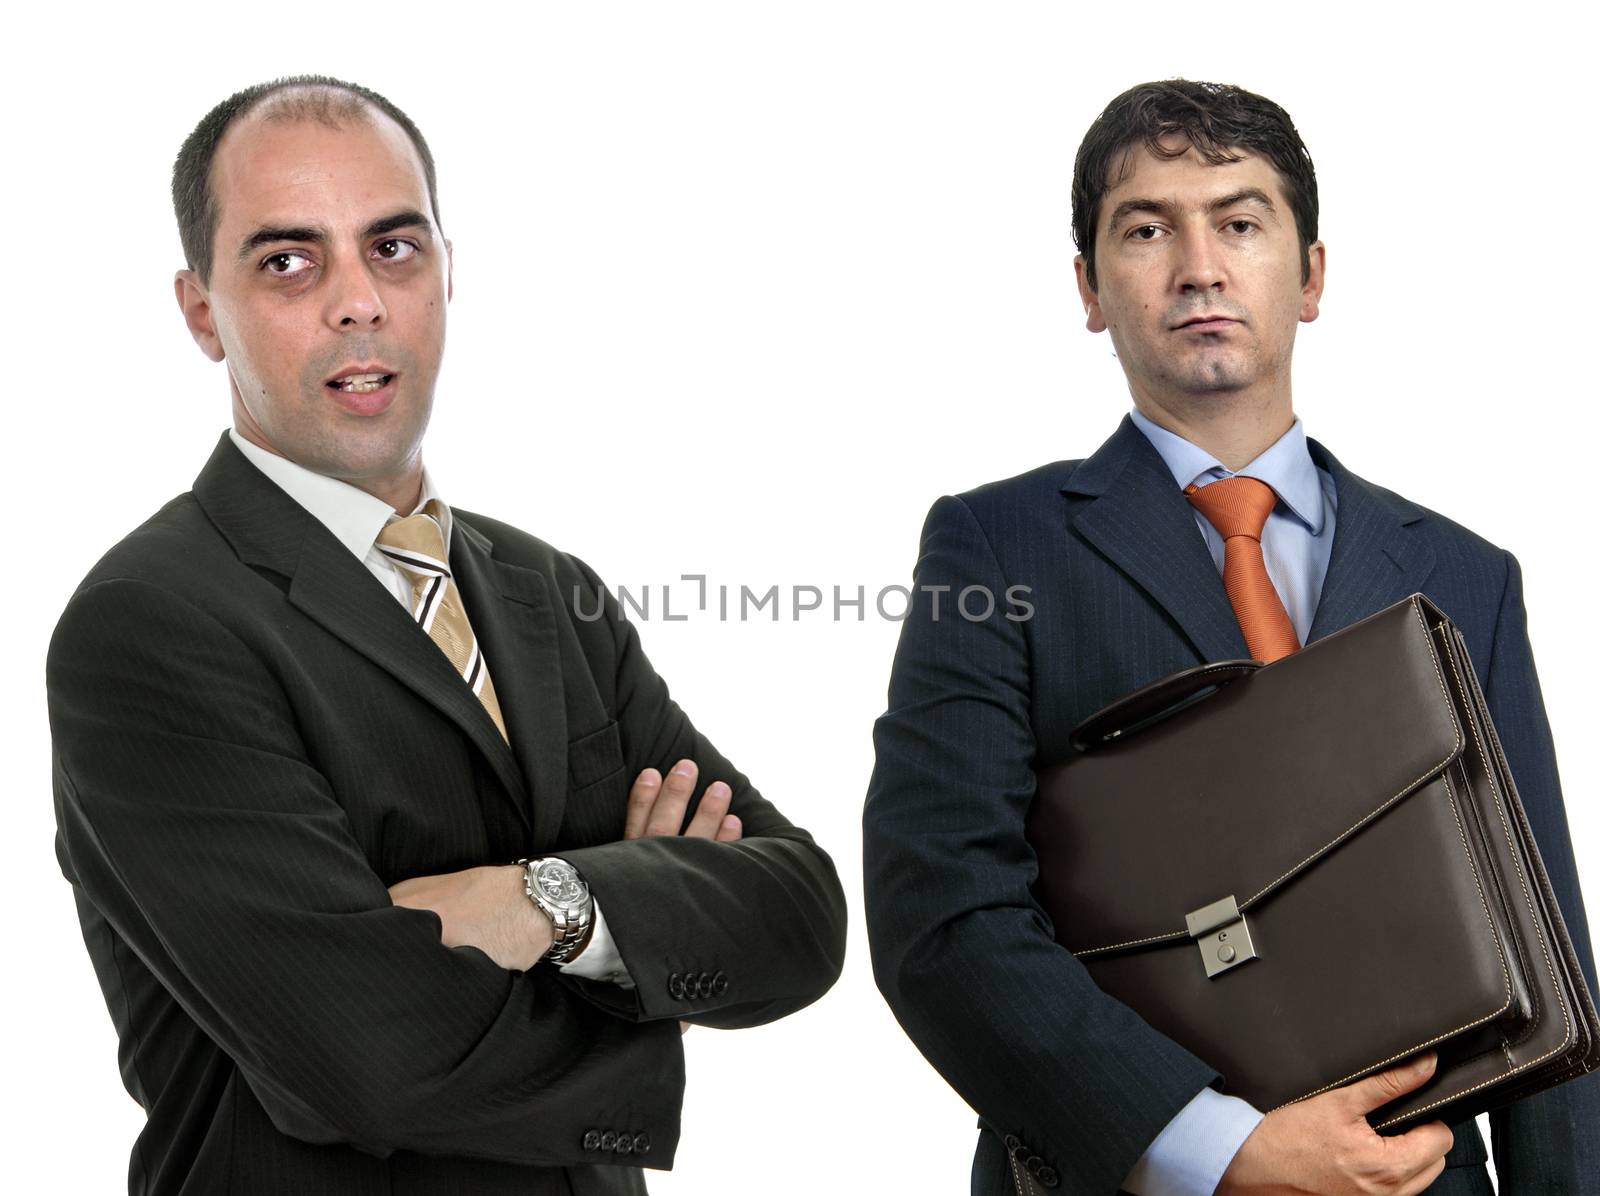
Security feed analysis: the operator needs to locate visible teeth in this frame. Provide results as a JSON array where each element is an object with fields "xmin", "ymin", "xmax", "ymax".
[{"xmin": 334, "ymin": 373, "xmax": 388, "ymax": 393}]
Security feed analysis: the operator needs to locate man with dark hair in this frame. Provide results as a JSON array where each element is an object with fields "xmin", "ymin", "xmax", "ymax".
[
  {"xmin": 864, "ymin": 79, "xmax": 1598, "ymax": 1195},
  {"xmin": 49, "ymin": 74, "xmax": 846, "ymax": 1196}
]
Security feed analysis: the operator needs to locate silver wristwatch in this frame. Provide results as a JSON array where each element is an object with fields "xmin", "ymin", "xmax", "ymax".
[{"xmin": 516, "ymin": 857, "xmax": 594, "ymax": 965}]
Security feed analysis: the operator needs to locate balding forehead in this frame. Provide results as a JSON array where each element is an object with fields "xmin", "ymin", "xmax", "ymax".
[{"xmin": 250, "ymin": 84, "xmax": 376, "ymax": 128}]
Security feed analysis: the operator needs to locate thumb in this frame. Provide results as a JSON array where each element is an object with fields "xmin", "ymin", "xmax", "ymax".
[{"xmin": 1341, "ymin": 1052, "xmax": 1439, "ymax": 1115}]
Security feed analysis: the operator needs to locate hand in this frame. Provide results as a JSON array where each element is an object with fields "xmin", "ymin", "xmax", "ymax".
[
  {"xmin": 623, "ymin": 760, "xmax": 743, "ymax": 1031},
  {"xmin": 1217, "ymin": 1052, "xmax": 1453, "ymax": 1196},
  {"xmin": 389, "ymin": 864, "xmax": 552, "ymax": 972},
  {"xmin": 623, "ymin": 759, "xmax": 742, "ymax": 842}
]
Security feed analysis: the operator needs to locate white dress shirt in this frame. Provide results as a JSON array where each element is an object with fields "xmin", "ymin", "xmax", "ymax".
[{"xmin": 226, "ymin": 428, "xmax": 632, "ymax": 987}]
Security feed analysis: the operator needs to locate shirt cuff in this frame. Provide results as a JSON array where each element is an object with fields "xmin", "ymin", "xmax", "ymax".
[
  {"xmin": 1121, "ymin": 1087, "xmax": 1264, "ymax": 1196},
  {"xmin": 555, "ymin": 897, "xmax": 635, "ymax": 989}
]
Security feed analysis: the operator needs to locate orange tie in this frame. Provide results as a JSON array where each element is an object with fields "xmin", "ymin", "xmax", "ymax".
[{"xmin": 1184, "ymin": 476, "xmax": 1301, "ymax": 663}]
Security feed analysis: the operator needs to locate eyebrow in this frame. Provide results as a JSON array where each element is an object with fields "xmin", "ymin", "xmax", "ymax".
[
  {"xmin": 1106, "ymin": 188, "xmax": 1279, "ymax": 235},
  {"xmin": 236, "ymin": 208, "xmax": 433, "ymax": 263}
]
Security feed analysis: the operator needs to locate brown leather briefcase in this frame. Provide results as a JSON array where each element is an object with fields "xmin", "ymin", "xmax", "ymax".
[{"xmin": 1027, "ymin": 592, "xmax": 1600, "ymax": 1130}]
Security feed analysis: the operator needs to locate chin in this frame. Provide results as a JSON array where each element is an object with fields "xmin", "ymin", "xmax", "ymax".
[{"xmin": 1166, "ymin": 354, "xmax": 1255, "ymax": 392}]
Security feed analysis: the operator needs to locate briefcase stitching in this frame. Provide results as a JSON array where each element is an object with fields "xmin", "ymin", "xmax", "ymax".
[
  {"xmin": 1367, "ymin": 634, "xmax": 1578, "ymax": 1128},
  {"xmin": 1433, "ymin": 627, "xmax": 1544, "ymax": 1049},
  {"xmin": 1054, "ymin": 598, "xmax": 1586, "ymax": 1126},
  {"xmin": 1439, "ymin": 762, "xmax": 1515, "ymax": 1015},
  {"xmin": 1460, "ymin": 625, "xmax": 1600, "ymax": 1039},
  {"xmin": 1454, "ymin": 769, "xmax": 1544, "ymax": 1053},
  {"xmin": 1274, "ymin": 762, "xmax": 1514, "ymax": 1112},
  {"xmin": 1075, "ymin": 601, "xmax": 1464, "ymax": 958},
  {"xmin": 1440, "ymin": 639, "xmax": 1571, "ymax": 1054},
  {"xmin": 1443, "ymin": 749, "xmax": 1542, "ymax": 1045}
]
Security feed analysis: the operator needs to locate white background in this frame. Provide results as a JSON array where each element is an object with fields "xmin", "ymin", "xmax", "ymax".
[{"xmin": 6, "ymin": 2, "xmax": 1595, "ymax": 1191}]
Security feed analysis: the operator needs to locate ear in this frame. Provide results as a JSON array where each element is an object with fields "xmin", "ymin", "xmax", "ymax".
[
  {"xmin": 445, "ymin": 238, "xmax": 454, "ymax": 303},
  {"xmin": 1074, "ymin": 253, "xmax": 1107, "ymax": 333},
  {"xmin": 175, "ymin": 269, "xmax": 226, "ymax": 363},
  {"xmin": 1299, "ymin": 240, "xmax": 1326, "ymax": 324}
]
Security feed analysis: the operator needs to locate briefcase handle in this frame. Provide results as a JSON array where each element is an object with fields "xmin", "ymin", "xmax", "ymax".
[{"xmin": 1069, "ymin": 659, "xmax": 1262, "ymax": 753}]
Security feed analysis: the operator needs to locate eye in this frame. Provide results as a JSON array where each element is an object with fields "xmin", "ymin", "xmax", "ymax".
[
  {"xmin": 1225, "ymin": 219, "xmax": 1257, "ymax": 235},
  {"xmin": 374, "ymin": 238, "xmax": 419, "ymax": 263},
  {"xmin": 1130, "ymin": 224, "xmax": 1165, "ymax": 241},
  {"xmin": 262, "ymin": 251, "xmax": 312, "ymax": 276}
]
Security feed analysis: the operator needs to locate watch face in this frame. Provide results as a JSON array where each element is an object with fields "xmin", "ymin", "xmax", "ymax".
[{"xmin": 534, "ymin": 859, "xmax": 587, "ymax": 906}]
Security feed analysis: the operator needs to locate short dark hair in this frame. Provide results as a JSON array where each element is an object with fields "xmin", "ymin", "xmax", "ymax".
[
  {"xmin": 1071, "ymin": 79, "xmax": 1318, "ymax": 294},
  {"xmin": 172, "ymin": 74, "xmax": 443, "ymax": 287}
]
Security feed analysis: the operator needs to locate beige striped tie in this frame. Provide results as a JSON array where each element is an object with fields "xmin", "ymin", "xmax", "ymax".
[{"xmin": 376, "ymin": 500, "xmax": 509, "ymax": 742}]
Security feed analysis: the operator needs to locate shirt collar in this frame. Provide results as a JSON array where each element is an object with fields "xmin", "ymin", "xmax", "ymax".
[
  {"xmin": 226, "ymin": 427, "xmax": 452, "ymax": 560},
  {"xmin": 1126, "ymin": 405, "xmax": 1326, "ymax": 535}
]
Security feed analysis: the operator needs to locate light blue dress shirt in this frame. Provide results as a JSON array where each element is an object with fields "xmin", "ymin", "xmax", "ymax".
[
  {"xmin": 1127, "ymin": 405, "xmax": 1338, "ymax": 646},
  {"xmin": 1118, "ymin": 405, "xmax": 1340, "ymax": 1196}
]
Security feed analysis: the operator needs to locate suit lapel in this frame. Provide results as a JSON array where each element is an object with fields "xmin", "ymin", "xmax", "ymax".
[
  {"xmin": 1059, "ymin": 417, "xmax": 1437, "ymax": 662},
  {"xmin": 1064, "ymin": 415, "xmax": 1251, "ymax": 663},
  {"xmin": 450, "ymin": 521, "xmax": 569, "ymax": 851},
  {"xmin": 192, "ymin": 432, "xmax": 535, "ymax": 840},
  {"xmin": 1303, "ymin": 436, "xmax": 1435, "ymax": 644}
]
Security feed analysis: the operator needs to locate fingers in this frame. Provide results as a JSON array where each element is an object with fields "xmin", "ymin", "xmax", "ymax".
[
  {"xmin": 1397, "ymin": 1150, "xmax": 1448, "ymax": 1196},
  {"xmin": 683, "ymin": 781, "xmax": 732, "ymax": 839},
  {"xmin": 624, "ymin": 760, "xmax": 742, "ymax": 841},
  {"xmin": 623, "ymin": 768, "xmax": 662, "ymax": 840},
  {"xmin": 625, "ymin": 760, "xmax": 698, "ymax": 839},
  {"xmin": 1382, "ymin": 1119, "xmax": 1454, "ymax": 1184},
  {"xmin": 643, "ymin": 760, "xmax": 698, "ymax": 836},
  {"xmin": 1341, "ymin": 1051, "xmax": 1438, "ymax": 1115}
]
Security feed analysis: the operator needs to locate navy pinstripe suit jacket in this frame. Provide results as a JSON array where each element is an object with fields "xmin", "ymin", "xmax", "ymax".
[
  {"xmin": 49, "ymin": 432, "xmax": 847, "ymax": 1195},
  {"xmin": 864, "ymin": 414, "xmax": 1598, "ymax": 1194}
]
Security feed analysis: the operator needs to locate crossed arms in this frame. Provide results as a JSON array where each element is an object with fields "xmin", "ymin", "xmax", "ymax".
[{"xmin": 48, "ymin": 551, "xmax": 846, "ymax": 1169}]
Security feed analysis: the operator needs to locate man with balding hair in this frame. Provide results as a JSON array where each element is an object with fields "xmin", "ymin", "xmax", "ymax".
[{"xmin": 49, "ymin": 75, "xmax": 845, "ymax": 1196}]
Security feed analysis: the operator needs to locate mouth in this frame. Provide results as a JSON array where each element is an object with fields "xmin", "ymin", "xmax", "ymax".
[
  {"xmin": 1174, "ymin": 316, "xmax": 1238, "ymax": 333},
  {"xmin": 325, "ymin": 368, "xmax": 397, "ymax": 394},
  {"xmin": 324, "ymin": 366, "xmax": 399, "ymax": 416}
]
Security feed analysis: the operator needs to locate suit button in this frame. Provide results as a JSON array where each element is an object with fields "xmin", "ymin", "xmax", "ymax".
[
  {"xmin": 614, "ymin": 1133, "xmax": 633, "ymax": 1155},
  {"xmin": 632, "ymin": 1132, "xmax": 652, "ymax": 1154},
  {"xmin": 710, "ymin": 970, "xmax": 728, "ymax": 995},
  {"xmin": 1003, "ymin": 1134, "xmax": 1021, "ymax": 1152},
  {"xmin": 696, "ymin": 972, "xmax": 715, "ymax": 999},
  {"xmin": 582, "ymin": 1129, "xmax": 601, "ymax": 1151},
  {"xmin": 682, "ymin": 970, "xmax": 700, "ymax": 997},
  {"xmin": 600, "ymin": 1130, "xmax": 618, "ymax": 1151},
  {"xmin": 1037, "ymin": 1164, "xmax": 1059, "ymax": 1188},
  {"xmin": 667, "ymin": 973, "xmax": 685, "ymax": 1000}
]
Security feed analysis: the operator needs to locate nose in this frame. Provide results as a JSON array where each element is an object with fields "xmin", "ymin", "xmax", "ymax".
[
  {"xmin": 323, "ymin": 253, "xmax": 387, "ymax": 330},
  {"xmin": 1175, "ymin": 224, "xmax": 1226, "ymax": 295}
]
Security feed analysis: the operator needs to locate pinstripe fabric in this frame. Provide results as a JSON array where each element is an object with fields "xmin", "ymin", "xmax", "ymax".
[
  {"xmin": 49, "ymin": 431, "xmax": 847, "ymax": 1196},
  {"xmin": 863, "ymin": 414, "xmax": 1600, "ymax": 1195}
]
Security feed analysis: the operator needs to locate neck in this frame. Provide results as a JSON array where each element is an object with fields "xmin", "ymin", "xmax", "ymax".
[
  {"xmin": 1131, "ymin": 392, "xmax": 1294, "ymax": 471},
  {"xmin": 358, "ymin": 471, "xmax": 425, "ymax": 517},
  {"xmin": 230, "ymin": 421, "xmax": 425, "ymax": 515}
]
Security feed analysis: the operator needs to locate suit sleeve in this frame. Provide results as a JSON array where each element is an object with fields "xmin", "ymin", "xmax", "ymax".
[
  {"xmin": 863, "ymin": 495, "xmax": 1224, "ymax": 1195},
  {"xmin": 48, "ymin": 576, "xmax": 685, "ymax": 1167},
  {"xmin": 1481, "ymin": 550, "xmax": 1600, "ymax": 1189},
  {"xmin": 551, "ymin": 556, "xmax": 847, "ymax": 1029}
]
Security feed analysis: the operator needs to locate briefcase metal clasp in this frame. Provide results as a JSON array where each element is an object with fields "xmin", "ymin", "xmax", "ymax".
[{"xmin": 1186, "ymin": 895, "xmax": 1258, "ymax": 979}]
